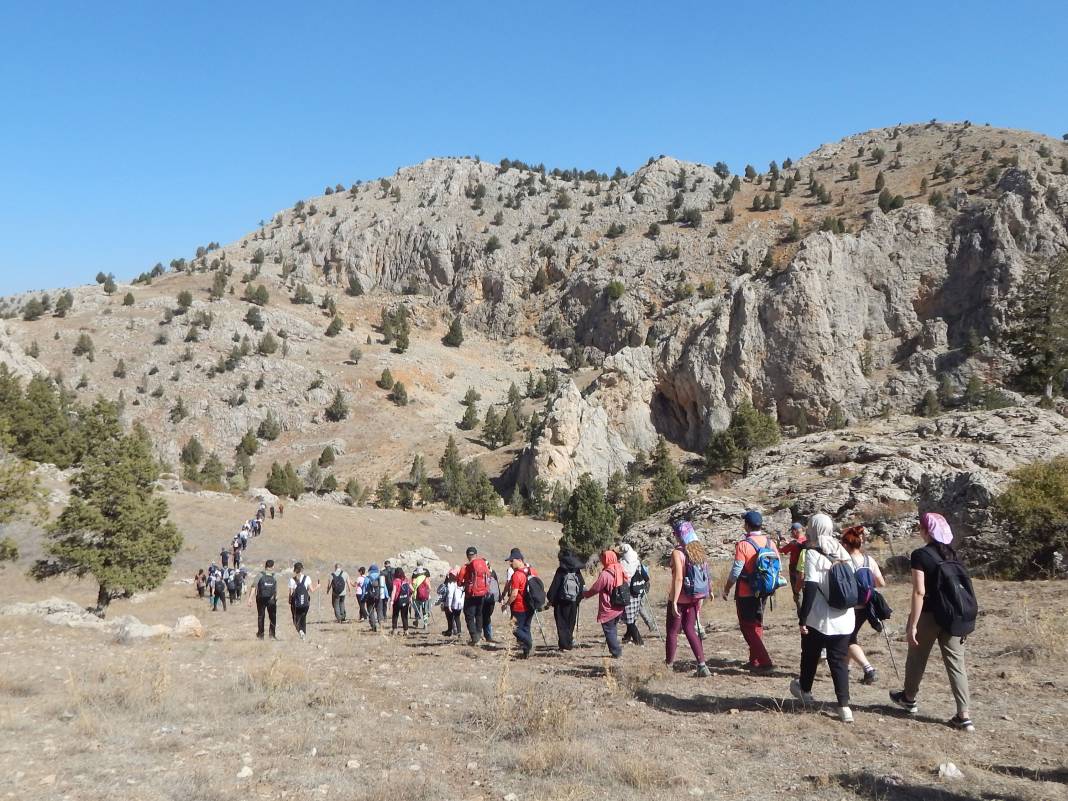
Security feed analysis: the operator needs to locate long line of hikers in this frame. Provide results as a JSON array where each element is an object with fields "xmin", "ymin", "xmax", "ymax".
[{"xmin": 198, "ymin": 499, "xmax": 979, "ymax": 733}]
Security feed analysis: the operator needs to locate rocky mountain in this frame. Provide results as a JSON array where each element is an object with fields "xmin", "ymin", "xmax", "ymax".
[{"xmin": 1, "ymin": 121, "xmax": 1066, "ymax": 521}]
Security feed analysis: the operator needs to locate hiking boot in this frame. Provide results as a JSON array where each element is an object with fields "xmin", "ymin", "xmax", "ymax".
[
  {"xmin": 749, "ymin": 663, "xmax": 775, "ymax": 675},
  {"xmin": 838, "ymin": 706, "xmax": 854, "ymax": 723},
  {"xmin": 695, "ymin": 663, "xmax": 711, "ymax": 678},
  {"xmin": 789, "ymin": 679, "xmax": 815, "ymax": 706},
  {"xmin": 889, "ymin": 690, "xmax": 918, "ymax": 714},
  {"xmin": 860, "ymin": 667, "xmax": 878, "ymax": 685},
  {"xmin": 952, "ymin": 716, "xmax": 976, "ymax": 733}
]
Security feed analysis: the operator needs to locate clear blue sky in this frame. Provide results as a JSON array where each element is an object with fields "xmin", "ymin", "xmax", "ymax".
[{"xmin": 1, "ymin": 1, "xmax": 1065, "ymax": 295}]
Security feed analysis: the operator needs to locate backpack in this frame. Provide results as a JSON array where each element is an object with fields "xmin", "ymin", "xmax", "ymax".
[
  {"xmin": 416, "ymin": 578, "xmax": 431, "ymax": 602},
  {"xmin": 331, "ymin": 573, "xmax": 346, "ymax": 595},
  {"xmin": 365, "ymin": 575, "xmax": 382, "ymax": 602},
  {"xmin": 225, "ymin": 573, "xmax": 236, "ymax": 591},
  {"xmin": 609, "ymin": 579, "xmax": 629, "ymax": 610},
  {"xmin": 629, "ymin": 564, "xmax": 650, "ymax": 597},
  {"xmin": 396, "ymin": 581, "xmax": 412, "ymax": 607},
  {"xmin": 522, "ymin": 570, "xmax": 547, "ymax": 611},
  {"xmin": 291, "ymin": 576, "xmax": 311, "ymax": 611},
  {"xmin": 560, "ymin": 571, "xmax": 581, "ymax": 603},
  {"xmin": 929, "ymin": 554, "xmax": 978, "ymax": 638},
  {"xmin": 214, "ymin": 578, "xmax": 226, "ymax": 595},
  {"xmin": 681, "ymin": 555, "xmax": 710, "ymax": 599},
  {"xmin": 742, "ymin": 536, "xmax": 782, "ymax": 598},
  {"xmin": 854, "ymin": 555, "xmax": 876, "ymax": 607},
  {"xmin": 257, "ymin": 573, "xmax": 276, "ymax": 601},
  {"xmin": 487, "ymin": 574, "xmax": 500, "ymax": 602},
  {"xmin": 466, "ymin": 558, "xmax": 490, "ymax": 598},
  {"xmin": 820, "ymin": 552, "xmax": 859, "ymax": 610}
]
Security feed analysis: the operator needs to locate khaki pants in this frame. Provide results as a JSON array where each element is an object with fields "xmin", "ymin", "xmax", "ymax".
[{"xmin": 903, "ymin": 612, "xmax": 970, "ymax": 717}]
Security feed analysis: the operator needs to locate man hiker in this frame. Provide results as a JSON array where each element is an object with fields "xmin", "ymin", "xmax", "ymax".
[
  {"xmin": 220, "ymin": 546, "xmax": 230, "ymax": 568},
  {"xmin": 721, "ymin": 510, "xmax": 778, "ymax": 672},
  {"xmin": 457, "ymin": 546, "xmax": 492, "ymax": 645},
  {"xmin": 288, "ymin": 562, "xmax": 320, "ymax": 641},
  {"xmin": 778, "ymin": 521, "xmax": 807, "ymax": 607},
  {"xmin": 328, "ymin": 563, "xmax": 350, "ymax": 623},
  {"xmin": 248, "ymin": 559, "xmax": 279, "ymax": 639},
  {"xmin": 269, "ymin": 505, "xmax": 275, "ymax": 520},
  {"xmin": 501, "ymin": 548, "xmax": 535, "ymax": 658},
  {"xmin": 364, "ymin": 564, "xmax": 387, "ymax": 632},
  {"xmin": 211, "ymin": 569, "xmax": 228, "ymax": 611}
]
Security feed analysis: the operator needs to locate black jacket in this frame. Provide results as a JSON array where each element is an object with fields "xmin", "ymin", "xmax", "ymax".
[{"xmin": 547, "ymin": 551, "xmax": 586, "ymax": 605}]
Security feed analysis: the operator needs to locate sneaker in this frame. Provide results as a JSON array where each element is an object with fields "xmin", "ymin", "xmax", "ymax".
[
  {"xmin": 889, "ymin": 690, "xmax": 918, "ymax": 714},
  {"xmin": 860, "ymin": 667, "xmax": 878, "ymax": 685},
  {"xmin": 749, "ymin": 663, "xmax": 775, "ymax": 675},
  {"xmin": 256, "ymin": 633, "xmax": 264, "ymax": 640},
  {"xmin": 789, "ymin": 679, "xmax": 815, "ymax": 706},
  {"xmin": 838, "ymin": 706, "xmax": 854, "ymax": 723},
  {"xmin": 299, "ymin": 630, "xmax": 306, "ymax": 641},
  {"xmin": 948, "ymin": 715, "xmax": 975, "ymax": 733},
  {"xmin": 695, "ymin": 663, "xmax": 711, "ymax": 678}
]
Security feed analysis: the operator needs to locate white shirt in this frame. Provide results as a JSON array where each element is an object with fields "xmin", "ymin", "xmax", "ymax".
[
  {"xmin": 802, "ymin": 549, "xmax": 856, "ymax": 636},
  {"xmin": 288, "ymin": 575, "xmax": 310, "ymax": 592}
]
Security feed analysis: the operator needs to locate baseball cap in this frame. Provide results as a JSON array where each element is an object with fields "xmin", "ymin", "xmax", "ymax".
[
  {"xmin": 743, "ymin": 510, "xmax": 763, "ymax": 528},
  {"xmin": 505, "ymin": 548, "xmax": 524, "ymax": 562},
  {"xmin": 465, "ymin": 546, "xmax": 478, "ymax": 558}
]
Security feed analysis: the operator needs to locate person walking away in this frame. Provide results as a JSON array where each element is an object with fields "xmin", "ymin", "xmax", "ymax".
[
  {"xmin": 547, "ymin": 550, "xmax": 585, "ymax": 650},
  {"xmin": 501, "ymin": 549, "xmax": 536, "ymax": 658},
  {"xmin": 667, "ymin": 521, "xmax": 711, "ymax": 675},
  {"xmin": 890, "ymin": 513, "xmax": 976, "ymax": 732},
  {"xmin": 270, "ymin": 505, "xmax": 275, "ymax": 520},
  {"xmin": 194, "ymin": 569, "xmax": 207, "ymax": 599},
  {"xmin": 381, "ymin": 560, "xmax": 395, "ymax": 619},
  {"xmin": 790, "ymin": 513, "xmax": 856, "ymax": 723},
  {"xmin": 220, "ymin": 546, "xmax": 230, "ymax": 569},
  {"xmin": 412, "ymin": 562, "xmax": 432, "ymax": 630},
  {"xmin": 457, "ymin": 547, "xmax": 492, "ymax": 645},
  {"xmin": 482, "ymin": 563, "xmax": 499, "ymax": 642},
  {"xmin": 619, "ymin": 543, "xmax": 646, "ymax": 646},
  {"xmin": 721, "ymin": 510, "xmax": 777, "ymax": 672},
  {"xmin": 288, "ymin": 562, "xmax": 319, "ymax": 641},
  {"xmin": 278, "ymin": 502, "xmax": 284, "ymax": 518},
  {"xmin": 390, "ymin": 568, "xmax": 412, "ymax": 634},
  {"xmin": 778, "ymin": 522, "xmax": 807, "ymax": 607},
  {"xmin": 581, "ymin": 550, "xmax": 626, "ymax": 658},
  {"xmin": 212, "ymin": 569, "xmax": 228, "ymax": 611},
  {"xmin": 235, "ymin": 567, "xmax": 247, "ymax": 600},
  {"xmin": 248, "ymin": 559, "xmax": 279, "ymax": 639},
  {"xmin": 328, "ymin": 563, "xmax": 350, "ymax": 623},
  {"xmin": 841, "ymin": 525, "xmax": 886, "ymax": 684},
  {"xmin": 364, "ymin": 564, "xmax": 386, "ymax": 632},
  {"xmin": 444, "ymin": 570, "xmax": 465, "ymax": 638},
  {"xmin": 226, "ymin": 567, "xmax": 238, "ymax": 604},
  {"xmin": 354, "ymin": 566, "xmax": 368, "ymax": 621}
]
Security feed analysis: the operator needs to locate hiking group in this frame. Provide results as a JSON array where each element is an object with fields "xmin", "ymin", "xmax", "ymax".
[{"xmin": 199, "ymin": 497, "xmax": 978, "ymax": 734}]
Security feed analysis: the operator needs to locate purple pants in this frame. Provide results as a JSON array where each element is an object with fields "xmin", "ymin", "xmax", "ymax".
[{"xmin": 666, "ymin": 601, "xmax": 704, "ymax": 664}]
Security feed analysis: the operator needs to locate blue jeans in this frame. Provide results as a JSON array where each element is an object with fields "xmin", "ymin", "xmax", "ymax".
[
  {"xmin": 513, "ymin": 610, "xmax": 533, "ymax": 653},
  {"xmin": 602, "ymin": 615, "xmax": 623, "ymax": 657}
]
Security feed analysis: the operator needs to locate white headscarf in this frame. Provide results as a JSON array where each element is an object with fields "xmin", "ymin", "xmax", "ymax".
[
  {"xmin": 619, "ymin": 543, "xmax": 641, "ymax": 579},
  {"xmin": 806, "ymin": 513, "xmax": 849, "ymax": 561}
]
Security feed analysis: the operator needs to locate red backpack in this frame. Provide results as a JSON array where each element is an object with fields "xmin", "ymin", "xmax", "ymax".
[
  {"xmin": 467, "ymin": 558, "xmax": 490, "ymax": 598},
  {"xmin": 416, "ymin": 577, "xmax": 431, "ymax": 601}
]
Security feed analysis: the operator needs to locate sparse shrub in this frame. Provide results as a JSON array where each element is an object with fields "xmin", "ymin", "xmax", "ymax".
[
  {"xmin": 443, "ymin": 316, "xmax": 464, "ymax": 347},
  {"xmin": 705, "ymin": 400, "xmax": 780, "ymax": 475},
  {"xmin": 324, "ymin": 389, "xmax": 348, "ymax": 422},
  {"xmin": 606, "ymin": 280, "xmax": 625, "ymax": 301},
  {"xmin": 325, "ymin": 316, "xmax": 343, "ymax": 337},
  {"xmin": 991, "ymin": 457, "xmax": 1068, "ymax": 577},
  {"xmin": 122, "ymin": 292, "xmax": 135, "ymax": 306},
  {"xmin": 378, "ymin": 369, "xmax": 394, "ymax": 390},
  {"xmin": 391, "ymin": 381, "xmax": 409, "ymax": 406}
]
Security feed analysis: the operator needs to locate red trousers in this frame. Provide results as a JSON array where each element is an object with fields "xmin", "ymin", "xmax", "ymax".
[{"xmin": 736, "ymin": 596, "xmax": 772, "ymax": 667}]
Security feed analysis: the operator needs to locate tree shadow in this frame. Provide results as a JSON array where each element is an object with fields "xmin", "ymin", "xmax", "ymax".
[
  {"xmin": 986, "ymin": 765, "xmax": 1068, "ymax": 785},
  {"xmin": 836, "ymin": 770, "xmax": 1032, "ymax": 801}
]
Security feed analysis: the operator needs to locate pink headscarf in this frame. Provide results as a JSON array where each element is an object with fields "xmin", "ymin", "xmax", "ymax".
[
  {"xmin": 600, "ymin": 549, "xmax": 626, "ymax": 588},
  {"xmin": 921, "ymin": 512, "xmax": 953, "ymax": 545}
]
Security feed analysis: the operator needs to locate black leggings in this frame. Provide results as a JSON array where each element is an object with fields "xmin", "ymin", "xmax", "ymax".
[
  {"xmin": 848, "ymin": 609, "xmax": 868, "ymax": 645},
  {"xmin": 392, "ymin": 603, "xmax": 409, "ymax": 631},
  {"xmin": 292, "ymin": 604, "xmax": 308, "ymax": 635},
  {"xmin": 799, "ymin": 629, "xmax": 851, "ymax": 706}
]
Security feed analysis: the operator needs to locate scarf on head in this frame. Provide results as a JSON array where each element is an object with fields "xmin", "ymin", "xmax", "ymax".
[
  {"xmin": 806, "ymin": 513, "xmax": 848, "ymax": 561},
  {"xmin": 673, "ymin": 520, "xmax": 697, "ymax": 546},
  {"xmin": 619, "ymin": 543, "xmax": 641, "ymax": 578},
  {"xmin": 600, "ymin": 549, "xmax": 625, "ymax": 588},
  {"xmin": 921, "ymin": 512, "xmax": 954, "ymax": 544}
]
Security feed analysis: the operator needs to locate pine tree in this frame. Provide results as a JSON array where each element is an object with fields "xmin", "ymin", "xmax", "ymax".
[
  {"xmin": 198, "ymin": 452, "xmax": 226, "ymax": 489},
  {"xmin": 391, "ymin": 381, "xmax": 409, "ymax": 406},
  {"xmin": 179, "ymin": 436, "xmax": 204, "ymax": 475},
  {"xmin": 169, "ymin": 396, "xmax": 188, "ymax": 423},
  {"xmin": 459, "ymin": 403, "xmax": 479, "ymax": 430},
  {"xmin": 649, "ymin": 436, "xmax": 686, "ymax": 511},
  {"xmin": 325, "ymin": 389, "xmax": 349, "ymax": 422},
  {"xmin": 325, "ymin": 316, "xmax": 343, "ymax": 337},
  {"xmin": 618, "ymin": 487, "xmax": 648, "ymax": 535},
  {"xmin": 438, "ymin": 436, "xmax": 465, "ymax": 508},
  {"xmin": 1006, "ymin": 255, "xmax": 1068, "ymax": 397},
  {"xmin": 378, "ymin": 369, "xmax": 394, "ymax": 390},
  {"xmin": 704, "ymin": 401, "xmax": 780, "ymax": 475},
  {"xmin": 443, "ymin": 316, "xmax": 464, "ymax": 347},
  {"xmin": 103, "ymin": 276, "xmax": 117, "ymax": 295},
  {"xmin": 482, "ymin": 407, "xmax": 501, "ymax": 449},
  {"xmin": 237, "ymin": 429, "xmax": 258, "ymax": 456},
  {"xmin": 559, "ymin": 473, "xmax": 617, "ymax": 560},
  {"xmin": 257, "ymin": 412, "xmax": 281, "ymax": 441},
  {"xmin": 346, "ymin": 275, "xmax": 364, "ymax": 297},
  {"xmin": 319, "ymin": 446, "xmax": 336, "ymax": 467},
  {"xmin": 499, "ymin": 409, "xmax": 518, "ymax": 445},
  {"xmin": 920, "ymin": 389, "xmax": 942, "ymax": 417},
  {"xmin": 398, "ymin": 484, "xmax": 415, "ymax": 510},
  {"xmin": 34, "ymin": 420, "xmax": 181, "ymax": 615},
  {"xmin": 376, "ymin": 474, "xmax": 395, "ymax": 508}
]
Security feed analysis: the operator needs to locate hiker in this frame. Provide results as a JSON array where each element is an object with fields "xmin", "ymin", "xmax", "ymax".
[
  {"xmin": 220, "ymin": 546, "xmax": 230, "ymax": 569},
  {"xmin": 412, "ymin": 561, "xmax": 432, "ymax": 630},
  {"xmin": 890, "ymin": 513, "xmax": 976, "ymax": 732},
  {"xmin": 226, "ymin": 567, "xmax": 238, "ymax": 604},
  {"xmin": 581, "ymin": 549, "xmax": 626, "ymax": 658},
  {"xmin": 841, "ymin": 525, "xmax": 886, "ymax": 684},
  {"xmin": 443, "ymin": 570, "xmax": 465, "ymax": 638},
  {"xmin": 194, "ymin": 569, "xmax": 207, "ymax": 599},
  {"xmin": 778, "ymin": 521, "xmax": 807, "ymax": 607},
  {"xmin": 482, "ymin": 562, "xmax": 499, "ymax": 642},
  {"xmin": 252, "ymin": 518, "xmax": 262, "ymax": 537},
  {"xmin": 364, "ymin": 564, "xmax": 387, "ymax": 632},
  {"xmin": 328, "ymin": 563, "xmax": 350, "ymax": 623},
  {"xmin": 211, "ymin": 569, "xmax": 228, "ymax": 611},
  {"xmin": 720, "ymin": 510, "xmax": 777, "ymax": 672},
  {"xmin": 248, "ymin": 559, "xmax": 279, "ymax": 639},
  {"xmin": 258, "ymin": 501, "xmax": 266, "ymax": 521},
  {"xmin": 501, "ymin": 549, "xmax": 536, "ymax": 657},
  {"xmin": 354, "ymin": 566, "xmax": 368, "ymax": 621},
  {"xmin": 288, "ymin": 562, "xmax": 319, "ymax": 641},
  {"xmin": 270, "ymin": 505, "xmax": 275, "ymax": 520},
  {"xmin": 547, "ymin": 549, "xmax": 585, "ymax": 650},
  {"xmin": 666, "ymin": 521, "xmax": 710, "ymax": 675},
  {"xmin": 390, "ymin": 568, "xmax": 412, "ymax": 634},
  {"xmin": 619, "ymin": 543, "xmax": 646, "ymax": 647},
  {"xmin": 791, "ymin": 513, "xmax": 856, "ymax": 723},
  {"xmin": 457, "ymin": 547, "xmax": 492, "ymax": 645}
]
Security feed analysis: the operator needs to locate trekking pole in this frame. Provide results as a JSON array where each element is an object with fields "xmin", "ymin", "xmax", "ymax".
[
  {"xmin": 642, "ymin": 597, "xmax": 662, "ymax": 638},
  {"xmin": 533, "ymin": 610, "xmax": 549, "ymax": 647},
  {"xmin": 316, "ymin": 576, "xmax": 323, "ymax": 625},
  {"xmin": 882, "ymin": 625, "xmax": 901, "ymax": 681}
]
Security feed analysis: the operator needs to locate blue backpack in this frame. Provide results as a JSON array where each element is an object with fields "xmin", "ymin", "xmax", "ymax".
[
  {"xmin": 682, "ymin": 555, "xmax": 710, "ymax": 599},
  {"xmin": 854, "ymin": 555, "xmax": 876, "ymax": 606},
  {"xmin": 743, "ymin": 536, "xmax": 783, "ymax": 598}
]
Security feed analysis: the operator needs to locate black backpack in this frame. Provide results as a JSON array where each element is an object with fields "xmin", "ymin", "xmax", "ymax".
[
  {"xmin": 609, "ymin": 579, "xmax": 630, "ymax": 610},
  {"xmin": 629, "ymin": 565, "xmax": 650, "ymax": 597},
  {"xmin": 929, "ymin": 556, "xmax": 978, "ymax": 637},
  {"xmin": 291, "ymin": 576, "xmax": 311, "ymax": 611},
  {"xmin": 331, "ymin": 573, "xmax": 346, "ymax": 595},
  {"xmin": 214, "ymin": 578, "xmax": 226, "ymax": 595},
  {"xmin": 523, "ymin": 570, "xmax": 547, "ymax": 611},
  {"xmin": 364, "ymin": 576, "xmax": 382, "ymax": 602},
  {"xmin": 396, "ymin": 582, "xmax": 412, "ymax": 607},
  {"xmin": 257, "ymin": 573, "xmax": 277, "ymax": 601}
]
